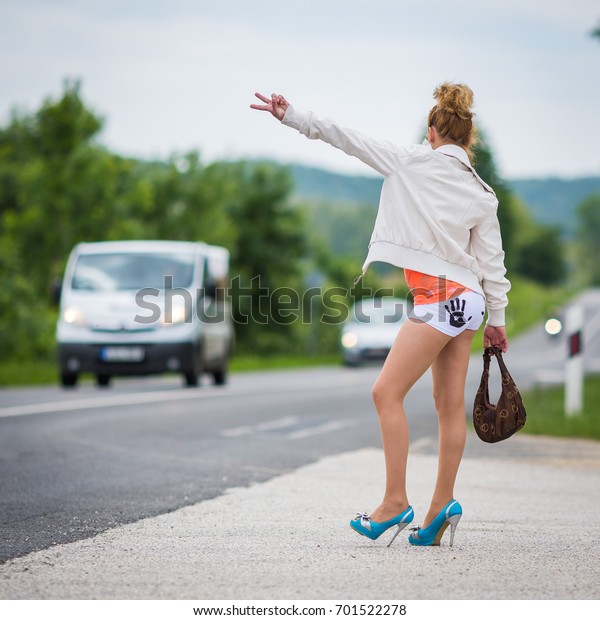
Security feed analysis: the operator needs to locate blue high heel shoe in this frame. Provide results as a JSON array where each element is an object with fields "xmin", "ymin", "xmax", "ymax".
[
  {"xmin": 350, "ymin": 506, "xmax": 414, "ymax": 547},
  {"xmin": 408, "ymin": 500, "xmax": 462, "ymax": 547}
]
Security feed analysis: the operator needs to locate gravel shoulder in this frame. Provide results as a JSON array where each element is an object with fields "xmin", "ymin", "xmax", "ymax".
[{"xmin": 1, "ymin": 432, "xmax": 599, "ymax": 600}]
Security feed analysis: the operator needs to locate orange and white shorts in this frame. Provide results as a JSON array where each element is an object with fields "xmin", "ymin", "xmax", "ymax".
[{"xmin": 409, "ymin": 291, "xmax": 486, "ymax": 337}]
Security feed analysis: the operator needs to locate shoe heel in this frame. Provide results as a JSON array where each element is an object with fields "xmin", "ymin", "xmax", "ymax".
[
  {"xmin": 386, "ymin": 521, "xmax": 410, "ymax": 548},
  {"xmin": 447, "ymin": 514, "xmax": 461, "ymax": 547}
]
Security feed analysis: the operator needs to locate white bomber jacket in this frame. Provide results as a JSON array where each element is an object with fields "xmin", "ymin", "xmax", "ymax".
[{"xmin": 281, "ymin": 105, "xmax": 511, "ymax": 326}]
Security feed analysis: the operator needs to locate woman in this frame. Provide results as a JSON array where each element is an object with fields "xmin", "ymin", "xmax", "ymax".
[{"xmin": 250, "ymin": 84, "xmax": 510, "ymax": 547}]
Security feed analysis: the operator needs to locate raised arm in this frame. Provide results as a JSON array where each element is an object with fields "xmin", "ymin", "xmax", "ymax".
[{"xmin": 250, "ymin": 91, "xmax": 409, "ymax": 176}]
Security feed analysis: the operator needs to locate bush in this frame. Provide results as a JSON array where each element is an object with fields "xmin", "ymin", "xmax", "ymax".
[{"xmin": 0, "ymin": 241, "xmax": 56, "ymax": 361}]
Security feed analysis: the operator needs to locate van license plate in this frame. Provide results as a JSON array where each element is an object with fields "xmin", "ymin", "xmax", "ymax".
[{"xmin": 99, "ymin": 346, "xmax": 145, "ymax": 362}]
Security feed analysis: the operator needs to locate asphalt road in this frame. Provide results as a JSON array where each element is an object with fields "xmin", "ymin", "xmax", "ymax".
[
  {"xmin": 0, "ymin": 366, "xmax": 387, "ymax": 563},
  {"xmin": 0, "ymin": 289, "xmax": 599, "ymax": 585}
]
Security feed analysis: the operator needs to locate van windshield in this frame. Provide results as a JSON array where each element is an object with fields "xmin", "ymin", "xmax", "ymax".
[{"xmin": 71, "ymin": 253, "xmax": 196, "ymax": 291}]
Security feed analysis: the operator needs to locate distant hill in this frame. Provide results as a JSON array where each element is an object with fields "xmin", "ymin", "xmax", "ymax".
[
  {"xmin": 289, "ymin": 164, "xmax": 381, "ymax": 205},
  {"xmin": 288, "ymin": 163, "xmax": 600, "ymax": 234},
  {"xmin": 508, "ymin": 177, "xmax": 600, "ymax": 233}
]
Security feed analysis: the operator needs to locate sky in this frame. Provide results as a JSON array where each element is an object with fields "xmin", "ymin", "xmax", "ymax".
[{"xmin": 0, "ymin": 0, "xmax": 599, "ymax": 180}]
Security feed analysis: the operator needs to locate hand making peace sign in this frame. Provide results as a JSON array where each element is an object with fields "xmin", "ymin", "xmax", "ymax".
[{"xmin": 250, "ymin": 92, "xmax": 290, "ymax": 121}]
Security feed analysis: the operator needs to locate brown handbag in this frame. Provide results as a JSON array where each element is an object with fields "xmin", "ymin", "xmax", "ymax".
[{"xmin": 473, "ymin": 346, "xmax": 526, "ymax": 443}]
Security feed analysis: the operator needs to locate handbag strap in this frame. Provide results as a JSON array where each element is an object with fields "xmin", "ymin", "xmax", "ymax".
[
  {"xmin": 480, "ymin": 346, "xmax": 508, "ymax": 407},
  {"xmin": 483, "ymin": 345, "xmax": 517, "ymax": 395},
  {"xmin": 480, "ymin": 347, "xmax": 494, "ymax": 409},
  {"xmin": 482, "ymin": 346, "xmax": 494, "ymax": 371},
  {"xmin": 486, "ymin": 346, "xmax": 513, "ymax": 380}
]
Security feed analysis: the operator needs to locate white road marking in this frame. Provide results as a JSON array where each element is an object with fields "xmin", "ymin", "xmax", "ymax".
[
  {"xmin": 285, "ymin": 419, "xmax": 355, "ymax": 440},
  {"xmin": 220, "ymin": 417, "xmax": 356, "ymax": 440},
  {"xmin": 256, "ymin": 416, "xmax": 301, "ymax": 432},
  {"xmin": 0, "ymin": 381, "xmax": 369, "ymax": 420},
  {"xmin": 220, "ymin": 416, "xmax": 300, "ymax": 437},
  {"xmin": 0, "ymin": 388, "xmax": 230, "ymax": 418}
]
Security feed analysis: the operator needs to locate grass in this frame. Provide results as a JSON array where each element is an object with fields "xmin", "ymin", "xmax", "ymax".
[
  {"xmin": 0, "ymin": 354, "xmax": 341, "ymax": 388},
  {"xmin": 230, "ymin": 353, "xmax": 339, "ymax": 372},
  {"xmin": 0, "ymin": 359, "xmax": 59, "ymax": 387},
  {"xmin": 518, "ymin": 374, "xmax": 600, "ymax": 441}
]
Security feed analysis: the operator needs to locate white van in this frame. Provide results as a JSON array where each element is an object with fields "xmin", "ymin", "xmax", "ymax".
[{"xmin": 56, "ymin": 240, "xmax": 234, "ymax": 387}]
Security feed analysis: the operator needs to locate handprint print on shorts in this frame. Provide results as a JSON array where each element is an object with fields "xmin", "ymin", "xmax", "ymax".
[
  {"xmin": 409, "ymin": 291, "xmax": 485, "ymax": 337},
  {"xmin": 445, "ymin": 297, "xmax": 472, "ymax": 328}
]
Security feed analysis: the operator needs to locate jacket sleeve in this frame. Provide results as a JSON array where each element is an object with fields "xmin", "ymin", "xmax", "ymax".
[
  {"xmin": 281, "ymin": 105, "xmax": 408, "ymax": 177},
  {"xmin": 470, "ymin": 203, "xmax": 511, "ymax": 326}
]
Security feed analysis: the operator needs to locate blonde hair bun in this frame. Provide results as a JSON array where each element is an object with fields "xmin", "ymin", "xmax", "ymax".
[{"xmin": 433, "ymin": 82, "xmax": 474, "ymax": 120}]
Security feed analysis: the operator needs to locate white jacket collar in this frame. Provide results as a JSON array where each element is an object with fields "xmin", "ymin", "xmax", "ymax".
[
  {"xmin": 436, "ymin": 144, "xmax": 471, "ymax": 167},
  {"xmin": 421, "ymin": 140, "xmax": 471, "ymax": 169},
  {"xmin": 433, "ymin": 143, "xmax": 495, "ymax": 196}
]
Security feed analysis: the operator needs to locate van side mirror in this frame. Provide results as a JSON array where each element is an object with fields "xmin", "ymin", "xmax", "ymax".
[
  {"xmin": 51, "ymin": 279, "xmax": 62, "ymax": 306},
  {"xmin": 204, "ymin": 282, "xmax": 217, "ymax": 299}
]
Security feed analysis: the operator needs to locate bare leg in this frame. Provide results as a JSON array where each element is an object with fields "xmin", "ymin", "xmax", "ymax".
[
  {"xmin": 369, "ymin": 319, "xmax": 451, "ymax": 523},
  {"xmin": 422, "ymin": 328, "xmax": 476, "ymax": 527}
]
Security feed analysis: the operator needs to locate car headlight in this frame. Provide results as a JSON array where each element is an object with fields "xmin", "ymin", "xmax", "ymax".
[
  {"xmin": 544, "ymin": 318, "xmax": 562, "ymax": 336},
  {"xmin": 63, "ymin": 305, "xmax": 85, "ymax": 326},
  {"xmin": 341, "ymin": 332, "xmax": 359, "ymax": 348}
]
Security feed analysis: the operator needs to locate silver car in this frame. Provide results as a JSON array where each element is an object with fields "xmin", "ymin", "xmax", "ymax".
[{"xmin": 341, "ymin": 297, "xmax": 411, "ymax": 366}]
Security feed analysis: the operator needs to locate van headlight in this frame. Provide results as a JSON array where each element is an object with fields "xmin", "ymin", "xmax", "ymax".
[
  {"xmin": 161, "ymin": 304, "xmax": 188, "ymax": 326},
  {"xmin": 341, "ymin": 332, "xmax": 359, "ymax": 349},
  {"xmin": 63, "ymin": 305, "xmax": 85, "ymax": 326}
]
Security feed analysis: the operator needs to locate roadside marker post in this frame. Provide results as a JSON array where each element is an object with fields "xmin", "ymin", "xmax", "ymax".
[{"xmin": 565, "ymin": 304, "xmax": 584, "ymax": 416}]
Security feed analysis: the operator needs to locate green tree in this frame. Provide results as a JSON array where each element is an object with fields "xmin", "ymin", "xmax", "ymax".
[
  {"xmin": 0, "ymin": 237, "xmax": 55, "ymax": 359},
  {"xmin": 0, "ymin": 80, "xmax": 121, "ymax": 360},
  {"xmin": 575, "ymin": 193, "xmax": 600, "ymax": 285},
  {"xmin": 226, "ymin": 162, "xmax": 307, "ymax": 354},
  {"xmin": 472, "ymin": 130, "xmax": 519, "ymax": 271},
  {"xmin": 472, "ymin": 130, "xmax": 569, "ymax": 284},
  {"xmin": 0, "ymin": 79, "xmax": 119, "ymax": 288},
  {"xmin": 516, "ymin": 226, "xmax": 566, "ymax": 285}
]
